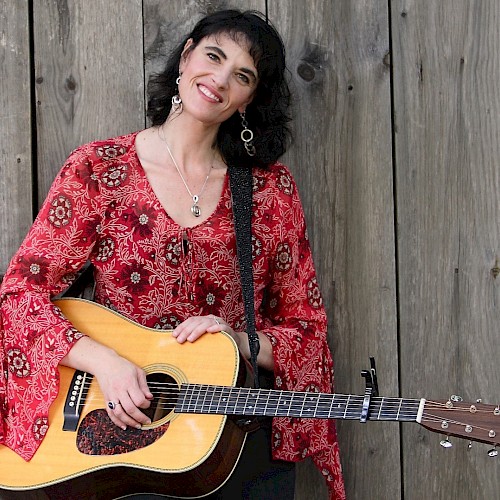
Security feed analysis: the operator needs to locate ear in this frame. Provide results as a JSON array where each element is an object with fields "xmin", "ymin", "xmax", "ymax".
[
  {"xmin": 238, "ymin": 96, "xmax": 254, "ymax": 115},
  {"xmin": 179, "ymin": 38, "xmax": 194, "ymax": 73}
]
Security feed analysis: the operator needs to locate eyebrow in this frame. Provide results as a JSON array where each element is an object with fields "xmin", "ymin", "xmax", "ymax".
[{"xmin": 205, "ymin": 45, "xmax": 258, "ymax": 83}]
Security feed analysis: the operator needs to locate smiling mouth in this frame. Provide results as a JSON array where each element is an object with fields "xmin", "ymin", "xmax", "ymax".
[{"xmin": 198, "ymin": 85, "xmax": 222, "ymax": 102}]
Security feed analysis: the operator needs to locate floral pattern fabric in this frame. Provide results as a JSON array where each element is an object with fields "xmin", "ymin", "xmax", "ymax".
[{"xmin": 0, "ymin": 132, "xmax": 345, "ymax": 499}]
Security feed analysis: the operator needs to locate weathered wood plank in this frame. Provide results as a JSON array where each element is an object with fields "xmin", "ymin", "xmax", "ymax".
[
  {"xmin": 33, "ymin": 0, "xmax": 145, "ymax": 204},
  {"xmin": 144, "ymin": 0, "xmax": 265, "ymax": 79},
  {"xmin": 271, "ymin": 1, "xmax": 398, "ymax": 498},
  {"xmin": 0, "ymin": 1, "xmax": 32, "ymax": 276},
  {"xmin": 392, "ymin": 0, "xmax": 500, "ymax": 498}
]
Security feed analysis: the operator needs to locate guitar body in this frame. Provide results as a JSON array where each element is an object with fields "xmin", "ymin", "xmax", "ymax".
[
  {"xmin": 3, "ymin": 300, "xmax": 499, "ymax": 499},
  {"xmin": 0, "ymin": 298, "xmax": 247, "ymax": 499}
]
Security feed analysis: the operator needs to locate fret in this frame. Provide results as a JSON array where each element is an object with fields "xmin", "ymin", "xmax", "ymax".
[
  {"xmin": 299, "ymin": 392, "xmax": 307, "ymax": 417},
  {"xmin": 232, "ymin": 385, "xmax": 242, "ymax": 414},
  {"xmin": 329, "ymin": 394, "xmax": 347, "ymax": 419},
  {"xmin": 313, "ymin": 391, "xmax": 321, "ymax": 417},
  {"xmin": 275, "ymin": 391, "xmax": 293, "ymax": 417},
  {"xmin": 343, "ymin": 395, "xmax": 351, "ymax": 419},
  {"xmin": 263, "ymin": 389, "xmax": 272, "ymax": 416},
  {"xmin": 213, "ymin": 386, "xmax": 224, "ymax": 414},
  {"xmin": 200, "ymin": 385, "xmax": 209, "ymax": 413},
  {"xmin": 220, "ymin": 386, "xmax": 230, "ymax": 414},
  {"xmin": 377, "ymin": 397, "xmax": 384, "ymax": 420},
  {"xmin": 275, "ymin": 390, "xmax": 285, "ymax": 416},
  {"xmin": 396, "ymin": 399, "xmax": 403, "ymax": 420},
  {"xmin": 246, "ymin": 388, "xmax": 258, "ymax": 415},
  {"xmin": 302, "ymin": 394, "xmax": 317, "ymax": 417}
]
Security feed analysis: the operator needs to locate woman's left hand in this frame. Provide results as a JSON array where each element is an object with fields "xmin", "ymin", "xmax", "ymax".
[
  {"xmin": 172, "ymin": 315, "xmax": 236, "ymax": 344},
  {"xmin": 172, "ymin": 315, "xmax": 274, "ymax": 371}
]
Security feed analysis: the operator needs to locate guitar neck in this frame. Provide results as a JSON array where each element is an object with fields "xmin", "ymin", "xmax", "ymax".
[{"xmin": 176, "ymin": 384, "xmax": 423, "ymax": 422}]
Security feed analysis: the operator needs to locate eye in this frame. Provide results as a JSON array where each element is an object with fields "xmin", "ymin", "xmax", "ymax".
[
  {"xmin": 236, "ymin": 73, "xmax": 251, "ymax": 85},
  {"xmin": 207, "ymin": 52, "xmax": 220, "ymax": 62}
]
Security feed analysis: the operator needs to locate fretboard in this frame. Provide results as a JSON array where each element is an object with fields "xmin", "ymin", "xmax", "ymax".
[{"xmin": 176, "ymin": 384, "xmax": 423, "ymax": 422}]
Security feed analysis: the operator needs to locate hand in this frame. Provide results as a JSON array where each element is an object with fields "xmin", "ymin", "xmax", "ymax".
[
  {"xmin": 95, "ymin": 353, "xmax": 154, "ymax": 430},
  {"xmin": 61, "ymin": 336, "xmax": 153, "ymax": 430},
  {"xmin": 172, "ymin": 315, "xmax": 275, "ymax": 371},
  {"xmin": 172, "ymin": 314, "xmax": 237, "ymax": 344}
]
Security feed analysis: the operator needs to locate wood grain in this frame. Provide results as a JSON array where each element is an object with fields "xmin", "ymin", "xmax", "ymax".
[
  {"xmin": 270, "ymin": 1, "xmax": 399, "ymax": 498},
  {"xmin": 32, "ymin": 0, "xmax": 145, "ymax": 204},
  {"xmin": 392, "ymin": 0, "xmax": 500, "ymax": 498},
  {"xmin": 0, "ymin": 1, "xmax": 33, "ymax": 276}
]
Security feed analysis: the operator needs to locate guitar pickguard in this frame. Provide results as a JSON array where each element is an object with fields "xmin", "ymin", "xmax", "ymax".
[{"xmin": 77, "ymin": 409, "xmax": 170, "ymax": 456}]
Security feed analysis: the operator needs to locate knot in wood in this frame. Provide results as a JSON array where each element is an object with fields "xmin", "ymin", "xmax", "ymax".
[{"xmin": 297, "ymin": 62, "xmax": 316, "ymax": 82}]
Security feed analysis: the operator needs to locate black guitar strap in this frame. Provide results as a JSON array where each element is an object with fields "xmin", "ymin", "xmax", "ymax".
[{"xmin": 228, "ymin": 164, "xmax": 261, "ymax": 389}]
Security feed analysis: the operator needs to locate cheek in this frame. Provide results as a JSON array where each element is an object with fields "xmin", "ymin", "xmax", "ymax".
[{"xmin": 238, "ymin": 89, "xmax": 255, "ymax": 107}]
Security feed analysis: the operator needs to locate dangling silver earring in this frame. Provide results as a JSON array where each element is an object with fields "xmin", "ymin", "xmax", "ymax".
[
  {"xmin": 240, "ymin": 111, "xmax": 256, "ymax": 156},
  {"xmin": 172, "ymin": 75, "xmax": 182, "ymax": 111}
]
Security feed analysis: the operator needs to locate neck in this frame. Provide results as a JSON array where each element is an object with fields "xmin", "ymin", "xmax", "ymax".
[{"xmin": 161, "ymin": 113, "xmax": 220, "ymax": 168}]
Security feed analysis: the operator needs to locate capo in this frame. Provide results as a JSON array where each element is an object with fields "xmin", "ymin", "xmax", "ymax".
[{"xmin": 360, "ymin": 357, "xmax": 379, "ymax": 423}]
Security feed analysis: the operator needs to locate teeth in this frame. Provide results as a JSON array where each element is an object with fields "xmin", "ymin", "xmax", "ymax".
[{"xmin": 199, "ymin": 85, "xmax": 221, "ymax": 102}]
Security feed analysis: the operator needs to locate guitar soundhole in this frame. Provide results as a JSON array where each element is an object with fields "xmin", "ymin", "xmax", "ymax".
[{"xmin": 144, "ymin": 372, "xmax": 179, "ymax": 423}]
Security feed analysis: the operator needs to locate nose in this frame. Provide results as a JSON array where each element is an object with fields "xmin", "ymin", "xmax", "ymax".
[{"xmin": 212, "ymin": 67, "xmax": 231, "ymax": 89}]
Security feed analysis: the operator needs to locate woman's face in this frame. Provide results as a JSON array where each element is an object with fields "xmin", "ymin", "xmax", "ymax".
[{"xmin": 178, "ymin": 33, "xmax": 258, "ymax": 126}]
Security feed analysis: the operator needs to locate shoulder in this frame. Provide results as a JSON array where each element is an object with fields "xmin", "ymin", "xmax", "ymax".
[
  {"xmin": 57, "ymin": 131, "xmax": 141, "ymax": 187},
  {"xmin": 253, "ymin": 161, "xmax": 298, "ymax": 199},
  {"xmin": 67, "ymin": 131, "xmax": 139, "ymax": 166}
]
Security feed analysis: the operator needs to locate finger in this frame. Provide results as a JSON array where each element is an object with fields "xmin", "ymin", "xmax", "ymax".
[
  {"xmin": 110, "ymin": 396, "xmax": 151, "ymax": 429},
  {"xmin": 118, "ymin": 402, "xmax": 151, "ymax": 427},
  {"xmin": 128, "ymin": 371, "xmax": 153, "ymax": 411},
  {"xmin": 106, "ymin": 407, "xmax": 128, "ymax": 430},
  {"xmin": 173, "ymin": 319, "xmax": 204, "ymax": 343},
  {"xmin": 138, "ymin": 369, "xmax": 154, "ymax": 402}
]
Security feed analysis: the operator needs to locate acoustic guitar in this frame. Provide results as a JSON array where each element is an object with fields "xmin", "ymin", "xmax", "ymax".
[{"xmin": 0, "ymin": 298, "xmax": 498, "ymax": 499}]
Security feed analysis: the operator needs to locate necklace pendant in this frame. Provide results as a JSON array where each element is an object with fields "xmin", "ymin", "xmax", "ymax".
[{"xmin": 191, "ymin": 203, "xmax": 202, "ymax": 217}]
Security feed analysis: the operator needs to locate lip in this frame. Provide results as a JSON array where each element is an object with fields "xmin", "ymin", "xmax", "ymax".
[{"xmin": 197, "ymin": 83, "xmax": 223, "ymax": 103}]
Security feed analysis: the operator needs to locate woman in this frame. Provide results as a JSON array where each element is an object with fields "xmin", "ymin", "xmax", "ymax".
[{"xmin": 0, "ymin": 9, "xmax": 345, "ymax": 500}]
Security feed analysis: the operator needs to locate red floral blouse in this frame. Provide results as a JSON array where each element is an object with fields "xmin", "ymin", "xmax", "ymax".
[{"xmin": 0, "ymin": 132, "xmax": 345, "ymax": 498}]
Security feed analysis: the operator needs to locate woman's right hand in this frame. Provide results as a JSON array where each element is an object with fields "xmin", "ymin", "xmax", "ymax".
[{"xmin": 61, "ymin": 336, "xmax": 153, "ymax": 430}]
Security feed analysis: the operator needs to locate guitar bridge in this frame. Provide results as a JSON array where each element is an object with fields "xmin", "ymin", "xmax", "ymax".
[{"xmin": 63, "ymin": 370, "xmax": 93, "ymax": 431}]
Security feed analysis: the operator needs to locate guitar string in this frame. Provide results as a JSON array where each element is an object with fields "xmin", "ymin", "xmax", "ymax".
[
  {"xmin": 74, "ymin": 380, "xmax": 498, "ymax": 413},
  {"xmin": 69, "ymin": 385, "xmax": 499, "ymax": 432},
  {"xmin": 73, "ymin": 380, "xmax": 498, "ymax": 422},
  {"xmin": 70, "ymin": 387, "xmax": 433, "ymax": 418}
]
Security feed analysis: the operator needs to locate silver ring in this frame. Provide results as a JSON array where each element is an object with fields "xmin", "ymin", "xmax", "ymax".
[
  {"xmin": 210, "ymin": 315, "xmax": 221, "ymax": 326},
  {"xmin": 107, "ymin": 401, "xmax": 120, "ymax": 410}
]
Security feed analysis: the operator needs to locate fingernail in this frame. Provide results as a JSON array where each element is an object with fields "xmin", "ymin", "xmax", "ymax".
[{"xmin": 121, "ymin": 426, "xmax": 127, "ymax": 430}]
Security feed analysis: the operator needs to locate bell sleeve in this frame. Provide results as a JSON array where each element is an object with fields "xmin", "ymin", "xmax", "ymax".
[
  {"xmin": 256, "ymin": 164, "xmax": 345, "ymax": 499},
  {"xmin": 0, "ymin": 144, "xmax": 103, "ymax": 460}
]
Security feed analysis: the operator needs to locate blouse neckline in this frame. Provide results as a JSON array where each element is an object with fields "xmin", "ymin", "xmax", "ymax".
[{"xmin": 128, "ymin": 131, "xmax": 230, "ymax": 231}]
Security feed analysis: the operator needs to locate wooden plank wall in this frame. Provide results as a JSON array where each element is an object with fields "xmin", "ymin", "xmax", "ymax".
[
  {"xmin": 0, "ymin": 0, "xmax": 33, "ymax": 275},
  {"xmin": 392, "ymin": 1, "xmax": 500, "ymax": 499},
  {"xmin": 1, "ymin": 1, "xmax": 498, "ymax": 499}
]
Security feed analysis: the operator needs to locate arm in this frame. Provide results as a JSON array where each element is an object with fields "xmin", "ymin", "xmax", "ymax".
[
  {"xmin": 258, "ymin": 165, "xmax": 332, "ymax": 394},
  {"xmin": 0, "ymin": 142, "xmax": 148, "ymax": 458},
  {"xmin": 61, "ymin": 336, "xmax": 152, "ymax": 429}
]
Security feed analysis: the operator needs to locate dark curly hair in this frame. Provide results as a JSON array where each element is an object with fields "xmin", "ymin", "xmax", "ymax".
[{"xmin": 147, "ymin": 9, "xmax": 292, "ymax": 169}]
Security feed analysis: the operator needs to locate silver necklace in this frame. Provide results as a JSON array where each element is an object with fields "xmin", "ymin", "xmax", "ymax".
[{"xmin": 159, "ymin": 128, "xmax": 213, "ymax": 218}]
